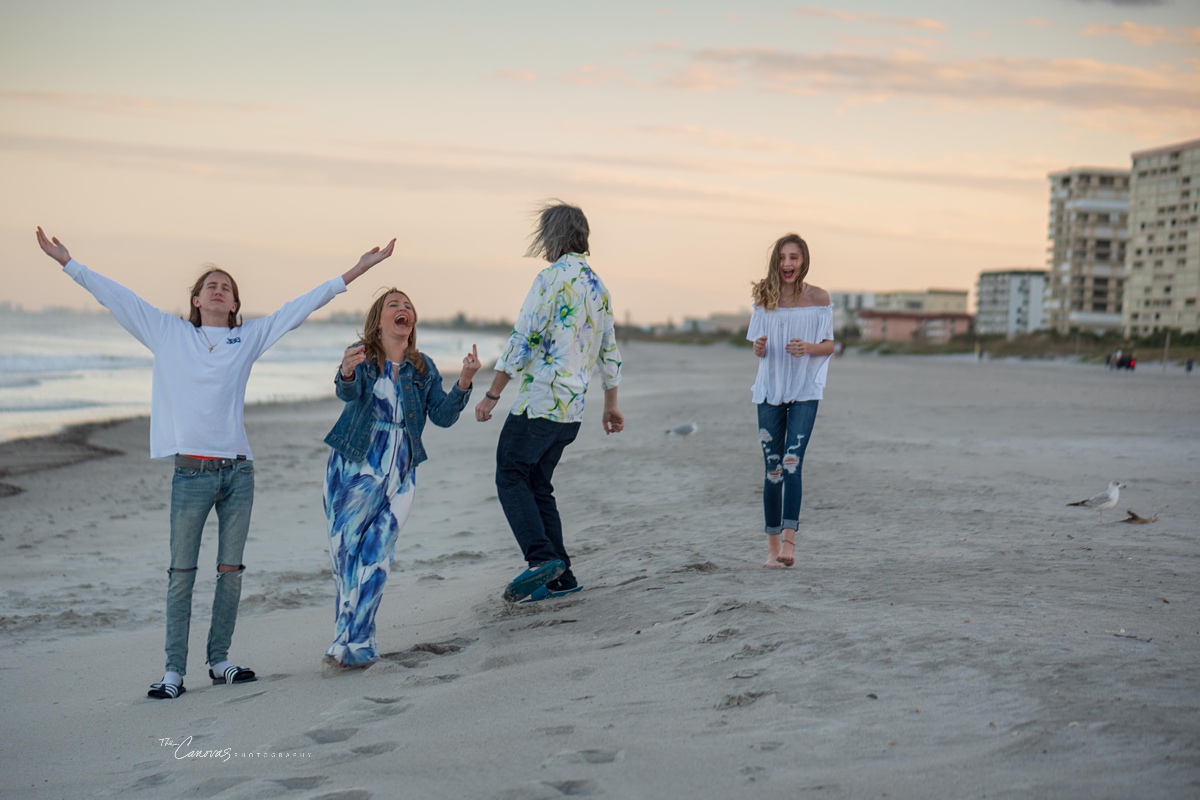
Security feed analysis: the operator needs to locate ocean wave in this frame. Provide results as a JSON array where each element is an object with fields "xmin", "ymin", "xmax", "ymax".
[
  {"xmin": 0, "ymin": 355, "xmax": 151, "ymax": 374},
  {"xmin": 0, "ymin": 399, "xmax": 106, "ymax": 413},
  {"xmin": 0, "ymin": 375, "xmax": 41, "ymax": 389}
]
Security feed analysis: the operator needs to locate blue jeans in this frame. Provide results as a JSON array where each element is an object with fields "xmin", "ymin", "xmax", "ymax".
[
  {"xmin": 165, "ymin": 460, "xmax": 254, "ymax": 676},
  {"xmin": 496, "ymin": 412, "xmax": 580, "ymax": 574},
  {"xmin": 757, "ymin": 401, "xmax": 818, "ymax": 535}
]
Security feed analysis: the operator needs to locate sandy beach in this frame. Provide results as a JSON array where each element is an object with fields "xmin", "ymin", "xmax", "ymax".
[{"xmin": 1, "ymin": 342, "xmax": 1197, "ymax": 800}]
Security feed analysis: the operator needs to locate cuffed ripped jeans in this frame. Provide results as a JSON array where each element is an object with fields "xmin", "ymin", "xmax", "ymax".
[
  {"xmin": 165, "ymin": 460, "xmax": 254, "ymax": 676},
  {"xmin": 496, "ymin": 411, "xmax": 580, "ymax": 573},
  {"xmin": 757, "ymin": 400, "xmax": 818, "ymax": 535}
]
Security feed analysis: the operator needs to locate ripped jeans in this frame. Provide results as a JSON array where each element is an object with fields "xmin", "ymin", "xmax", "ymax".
[
  {"xmin": 757, "ymin": 400, "xmax": 818, "ymax": 535},
  {"xmin": 165, "ymin": 460, "xmax": 254, "ymax": 676}
]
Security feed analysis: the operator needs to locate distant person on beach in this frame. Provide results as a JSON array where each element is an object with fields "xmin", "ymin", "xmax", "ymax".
[
  {"xmin": 35, "ymin": 226, "xmax": 394, "ymax": 700},
  {"xmin": 748, "ymin": 233, "xmax": 835, "ymax": 569},
  {"xmin": 322, "ymin": 290, "xmax": 478, "ymax": 669},
  {"xmin": 474, "ymin": 201, "xmax": 623, "ymax": 603}
]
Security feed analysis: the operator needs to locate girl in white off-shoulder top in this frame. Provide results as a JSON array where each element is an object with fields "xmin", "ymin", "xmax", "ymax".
[{"xmin": 746, "ymin": 234, "xmax": 835, "ymax": 569}]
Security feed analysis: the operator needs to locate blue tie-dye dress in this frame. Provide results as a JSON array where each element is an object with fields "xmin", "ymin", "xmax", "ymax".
[{"xmin": 323, "ymin": 362, "xmax": 416, "ymax": 667}]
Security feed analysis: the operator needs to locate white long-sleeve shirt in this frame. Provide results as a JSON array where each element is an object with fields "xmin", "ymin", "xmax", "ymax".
[{"xmin": 64, "ymin": 259, "xmax": 345, "ymax": 459}]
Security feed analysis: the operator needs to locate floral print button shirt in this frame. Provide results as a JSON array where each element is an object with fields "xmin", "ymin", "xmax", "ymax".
[{"xmin": 495, "ymin": 253, "xmax": 623, "ymax": 423}]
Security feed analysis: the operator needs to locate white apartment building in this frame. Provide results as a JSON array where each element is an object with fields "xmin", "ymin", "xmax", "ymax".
[
  {"xmin": 828, "ymin": 291, "xmax": 875, "ymax": 334},
  {"xmin": 975, "ymin": 269, "xmax": 1047, "ymax": 339},
  {"xmin": 1045, "ymin": 167, "xmax": 1130, "ymax": 334},
  {"xmin": 1123, "ymin": 138, "xmax": 1200, "ymax": 337}
]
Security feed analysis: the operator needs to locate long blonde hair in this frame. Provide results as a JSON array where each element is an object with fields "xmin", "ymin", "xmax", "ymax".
[
  {"xmin": 751, "ymin": 233, "xmax": 810, "ymax": 311},
  {"xmin": 358, "ymin": 289, "xmax": 426, "ymax": 374}
]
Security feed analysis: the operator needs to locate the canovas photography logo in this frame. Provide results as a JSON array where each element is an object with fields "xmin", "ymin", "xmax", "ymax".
[{"xmin": 158, "ymin": 736, "xmax": 312, "ymax": 762}]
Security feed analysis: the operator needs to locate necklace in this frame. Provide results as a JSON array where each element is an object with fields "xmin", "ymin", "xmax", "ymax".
[
  {"xmin": 779, "ymin": 282, "xmax": 806, "ymax": 307},
  {"xmin": 198, "ymin": 327, "xmax": 217, "ymax": 353}
]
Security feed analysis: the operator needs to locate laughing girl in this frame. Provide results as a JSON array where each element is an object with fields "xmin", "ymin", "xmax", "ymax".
[
  {"xmin": 747, "ymin": 234, "xmax": 835, "ymax": 569},
  {"xmin": 321, "ymin": 289, "xmax": 479, "ymax": 668}
]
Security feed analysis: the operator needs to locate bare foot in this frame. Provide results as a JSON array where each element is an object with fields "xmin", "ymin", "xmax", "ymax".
[
  {"xmin": 776, "ymin": 534, "xmax": 796, "ymax": 567},
  {"xmin": 321, "ymin": 654, "xmax": 373, "ymax": 674},
  {"xmin": 763, "ymin": 534, "xmax": 784, "ymax": 568}
]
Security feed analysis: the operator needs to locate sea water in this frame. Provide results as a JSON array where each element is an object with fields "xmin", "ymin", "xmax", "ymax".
[{"xmin": 0, "ymin": 308, "xmax": 508, "ymax": 443}]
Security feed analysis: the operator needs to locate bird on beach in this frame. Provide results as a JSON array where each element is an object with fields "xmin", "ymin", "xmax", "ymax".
[
  {"xmin": 1067, "ymin": 481, "xmax": 1125, "ymax": 523},
  {"xmin": 665, "ymin": 422, "xmax": 699, "ymax": 437}
]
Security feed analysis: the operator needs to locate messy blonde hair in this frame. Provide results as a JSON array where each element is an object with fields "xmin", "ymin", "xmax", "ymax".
[
  {"xmin": 358, "ymin": 289, "xmax": 426, "ymax": 374},
  {"xmin": 751, "ymin": 234, "xmax": 810, "ymax": 311}
]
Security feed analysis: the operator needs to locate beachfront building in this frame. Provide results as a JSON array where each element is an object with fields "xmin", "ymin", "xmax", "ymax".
[
  {"xmin": 678, "ymin": 310, "xmax": 752, "ymax": 334},
  {"xmin": 858, "ymin": 309, "xmax": 973, "ymax": 344},
  {"xmin": 975, "ymin": 269, "xmax": 1047, "ymax": 339},
  {"xmin": 1044, "ymin": 166, "xmax": 1130, "ymax": 334},
  {"xmin": 873, "ymin": 289, "xmax": 968, "ymax": 314},
  {"xmin": 1123, "ymin": 138, "xmax": 1200, "ymax": 337},
  {"xmin": 829, "ymin": 291, "xmax": 875, "ymax": 336}
]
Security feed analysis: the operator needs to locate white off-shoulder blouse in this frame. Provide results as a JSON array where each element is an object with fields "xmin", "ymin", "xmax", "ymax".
[{"xmin": 746, "ymin": 304, "xmax": 835, "ymax": 405}]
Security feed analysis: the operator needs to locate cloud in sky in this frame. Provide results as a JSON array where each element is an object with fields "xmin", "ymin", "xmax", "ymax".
[
  {"xmin": 1082, "ymin": 21, "xmax": 1200, "ymax": 46},
  {"xmin": 0, "ymin": 91, "xmax": 294, "ymax": 118},
  {"xmin": 794, "ymin": 6, "xmax": 946, "ymax": 32},
  {"xmin": 625, "ymin": 125, "xmax": 1043, "ymax": 196},
  {"xmin": 834, "ymin": 34, "xmax": 944, "ymax": 50},
  {"xmin": 669, "ymin": 48, "xmax": 1200, "ymax": 115},
  {"xmin": 0, "ymin": 131, "xmax": 786, "ymax": 210}
]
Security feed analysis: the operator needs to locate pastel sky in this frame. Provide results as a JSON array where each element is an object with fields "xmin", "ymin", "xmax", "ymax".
[{"xmin": 2, "ymin": 0, "xmax": 1198, "ymax": 323}]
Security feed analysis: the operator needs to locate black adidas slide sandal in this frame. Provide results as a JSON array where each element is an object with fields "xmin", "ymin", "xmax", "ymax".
[
  {"xmin": 147, "ymin": 682, "xmax": 186, "ymax": 699},
  {"xmin": 209, "ymin": 665, "xmax": 257, "ymax": 685}
]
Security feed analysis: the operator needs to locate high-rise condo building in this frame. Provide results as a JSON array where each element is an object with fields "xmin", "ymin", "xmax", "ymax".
[
  {"xmin": 1045, "ymin": 167, "xmax": 1130, "ymax": 334},
  {"xmin": 976, "ymin": 270, "xmax": 1047, "ymax": 339},
  {"xmin": 1122, "ymin": 138, "xmax": 1200, "ymax": 337}
]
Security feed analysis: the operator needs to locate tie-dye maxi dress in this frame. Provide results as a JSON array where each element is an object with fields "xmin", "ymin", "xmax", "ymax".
[{"xmin": 323, "ymin": 363, "xmax": 416, "ymax": 667}]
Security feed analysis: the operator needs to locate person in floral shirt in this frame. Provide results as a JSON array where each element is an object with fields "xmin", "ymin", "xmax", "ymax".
[{"xmin": 475, "ymin": 201, "xmax": 624, "ymax": 603}]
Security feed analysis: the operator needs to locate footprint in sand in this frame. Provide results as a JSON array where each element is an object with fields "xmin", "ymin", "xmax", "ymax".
[
  {"xmin": 129, "ymin": 772, "xmax": 170, "ymax": 791},
  {"xmin": 716, "ymin": 691, "xmax": 770, "ymax": 709},
  {"xmin": 318, "ymin": 695, "xmax": 414, "ymax": 725},
  {"xmin": 305, "ymin": 727, "xmax": 360, "ymax": 745},
  {"xmin": 312, "ymin": 792, "xmax": 374, "ymax": 800},
  {"xmin": 674, "ymin": 561, "xmax": 719, "ymax": 573},
  {"xmin": 223, "ymin": 690, "xmax": 266, "ymax": 704},
  {"xmin": 350, "ymin": 742, "xmax": 399, "ymax": 756},
  {"xmin": 381, "ymin": 637, "xmax": 473, "ymax": 668},
  {"xmin": 728, "ymin": 642, "xmax": 781, "ymax": 660},
  {"xmin": 542, "ymin": 749, "xmax": 621, "ymax": 766},
  {"xmin": 401, "ymin": 673, "xmax": 461, "ymax": 686},
  {"xmin": 545, "ymin": 779, "xmax": 601, "ymax": 796},
  {"xmin": 492, "ymin": 780, "xmax": 600, "ymax": 800},
  {"xmin": 269, "ymin": 776, "xmax": 330, "ymax": 791}
]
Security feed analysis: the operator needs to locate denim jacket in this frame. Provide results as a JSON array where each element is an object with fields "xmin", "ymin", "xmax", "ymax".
[{"xmin": 323, "ymin": 353, "xmax": 471, "ymax": 466}]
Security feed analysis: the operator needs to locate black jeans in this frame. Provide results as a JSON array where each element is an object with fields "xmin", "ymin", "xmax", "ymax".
[{"xmin": 496, "ymin": 412, "xmax": 581, "ymax": 570}]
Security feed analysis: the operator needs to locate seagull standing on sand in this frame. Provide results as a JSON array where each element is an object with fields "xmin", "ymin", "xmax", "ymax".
[
  {"xmin": 665, "ymin": 422, "xmax": 698, "ymax": 437},
  {"xmin": 1067, "ymin": 481, "xmax": 1126, "ymax": 523}
]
